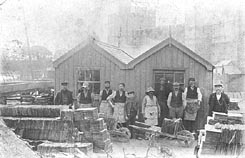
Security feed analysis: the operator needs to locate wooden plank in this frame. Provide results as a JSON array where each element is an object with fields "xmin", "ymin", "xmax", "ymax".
[
  {"xmin": 161, "ymin": 47, "xmax": 167, "ymax": 67},
  {"xmin": 165, "ymin": 46, "xmax": 171, "ymax": 68},
  {"xmin": 171, "ymin": 46, "xmax": 178, "ymax": 68}
]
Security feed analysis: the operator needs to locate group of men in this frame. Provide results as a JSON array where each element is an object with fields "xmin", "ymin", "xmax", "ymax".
[{"xmin": 54, "ymin": 78, "xmax": 230, "ymax": 134}]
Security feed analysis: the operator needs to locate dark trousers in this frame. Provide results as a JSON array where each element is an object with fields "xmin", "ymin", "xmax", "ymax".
[
  {"xmin": 184, "ymin": 120, "xmax": 196, "ymax": 133},
  {"xmin": 158, "ymin": 101, "xmax": 169, "ymax": 126}
]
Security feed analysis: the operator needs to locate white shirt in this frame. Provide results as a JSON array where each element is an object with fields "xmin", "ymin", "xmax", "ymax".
[{"xmin": 216, "ymin": 94, "xmax": 221, "ymax": 100}]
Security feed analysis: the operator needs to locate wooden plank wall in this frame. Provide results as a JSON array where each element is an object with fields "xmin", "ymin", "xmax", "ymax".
[
  {"xmin": 124, "ymin": 45, "xmax": 213, "ymax": 129},
  {"xmin": 55, "ymin": 44, "xmax": 124, "ymax": 97}
]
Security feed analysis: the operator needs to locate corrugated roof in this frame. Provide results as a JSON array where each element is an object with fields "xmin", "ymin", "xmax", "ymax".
[{"xmin": 95, "ymin": 41, "xmax": 134, "ymax": 64}]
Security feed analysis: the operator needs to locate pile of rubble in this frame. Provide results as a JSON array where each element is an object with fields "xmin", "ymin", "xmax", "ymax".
[{"xmin": 0, "ymin": 105, "xmax": 112, "ymax": 157}]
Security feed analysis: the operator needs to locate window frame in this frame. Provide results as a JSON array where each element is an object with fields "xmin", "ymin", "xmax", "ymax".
[
  {"xmin": 75, "ymin": 67, "xmax": 101, "ymax": 95},
  {"xmin": 153, "ymin": 69, "xmax": 185, "ymax": 90}
]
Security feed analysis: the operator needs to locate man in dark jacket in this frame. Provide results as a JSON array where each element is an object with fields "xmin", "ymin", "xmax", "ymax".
[
  {"xmin": 54, "ymin": 82, "xmax": 73, "ymax": 105},
  {"xmin": 208, "ymin": 81, "xmax": 230, "ymax": 116}
]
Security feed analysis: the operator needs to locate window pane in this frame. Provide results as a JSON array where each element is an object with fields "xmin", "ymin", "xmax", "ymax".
[
  {"xmin": 165, "ymin": 73, "xmax": 174, "ymax": 84},
  {"xmin": 85, "ymin": 70, "xmax": 92, "ymax": 81},
  {"xmin": 78, "ymin": 70, "xmax": 85, "ymax": 81},
  {"xmin": 155, "ymin": 73, "xmax": 164, "ymax": 83},
  {"xmin": 92, "ymin": 70, "xmax": 100, "ymax": 81},
  {"xmin": 175, "ymin": 73, "xmax": 184, "ymax": 84}
]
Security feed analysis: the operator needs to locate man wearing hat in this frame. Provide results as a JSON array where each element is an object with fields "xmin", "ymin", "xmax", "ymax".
[
  {"xmin": 77, "ymin": 81, "xmax": 93, "ymax": 108},
  {"xmin": 54, "ymin": 81, "xmax": 73, "ymax": 105},
  {"xmin": 155, "ymin": 77, "xmax": 172, "ymax": 126},
  {"xmin": 142, "ymin": 87, "xmax": 160, "ymax": 126},
  {"xmin": 99, "ymin": 81, "xmax": 113, "ymax": 117},
  {"xmin": 167, "ymin": 82, "xmax": 186, "ymax": 119},
  {"xmin": 183, "ymin": 78, "xmax": 202, "ymax": 133},
  {"xmin": 208, "ymin": 81, "xmax": 230, "ymax": 116}
]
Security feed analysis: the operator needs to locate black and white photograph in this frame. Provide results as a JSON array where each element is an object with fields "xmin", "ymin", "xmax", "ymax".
[{"xmin": 0, "ymin": 0, "xmax": 245, "ymax": 157}]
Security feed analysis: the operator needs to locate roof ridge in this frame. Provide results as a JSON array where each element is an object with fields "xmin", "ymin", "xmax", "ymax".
[{"xmin": 95, "ymin": 40, "xmax": 134, "ymax": 59}]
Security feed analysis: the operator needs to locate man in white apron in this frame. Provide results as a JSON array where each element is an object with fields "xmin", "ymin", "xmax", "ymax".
[
  {"xmin": 142, "ymin": 87, "xmax": 160, "ymax": 126},
  {"xmin": 99, "ymin": 81, "xmax": 113, "ymax": 117},
  {"xmin": 107, "ymin": 83, "xmax": 128, "ymax": 126}
]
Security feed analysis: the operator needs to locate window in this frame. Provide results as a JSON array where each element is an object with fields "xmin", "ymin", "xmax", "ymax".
[
  {"xmin": 77, "ymin": 69, "xmax": 100, "ymax": 94},
  {"xmin": 154, "ymin": 70, "xmax": 185, "ymax": 91}
]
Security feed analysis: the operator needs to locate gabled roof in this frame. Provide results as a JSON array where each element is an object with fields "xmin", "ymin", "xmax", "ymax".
[
  {"xmin": 53, "ymin": 39, "xmax": 134, "ymax": 68},
  {"xmin": 53, "ymin": 37, "xmax": 214, "ymax": 71},
  {"xmin": 127, "ymin": 37, "xmax": 214, "ymax": 70}
]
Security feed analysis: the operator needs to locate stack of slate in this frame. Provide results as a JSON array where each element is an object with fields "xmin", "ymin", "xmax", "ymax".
[
  {"xmin": 61, "ymin": 108, "xmax": 112, "ymax": 152},
  {"xmin": 21, "ymin": 95, "xmax": 35, "ymax": 105},
  {"xmin": 6, "ymin": 95, "xmax": 22, "ymax": 105},
  {"xmin": 213, "ymin": 112, "xmax": 228, "ymax": 124},
  {"xmin": 0, "ymin": 105, "xmax": 94, "ymax": 156},
  {"xmin": 200, "ymin": 112, "xmax": 244, "ymax": 156}
]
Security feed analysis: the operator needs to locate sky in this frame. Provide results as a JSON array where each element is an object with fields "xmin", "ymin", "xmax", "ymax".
[{"xmin": 0, "ymin": 0, "xmax": 244, "ymax": 54}]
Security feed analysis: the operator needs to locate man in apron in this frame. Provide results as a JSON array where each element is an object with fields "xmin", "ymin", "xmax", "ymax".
[
  {"xmin": 107, "ymin": 83, "xmax": 128, "ymax": 126},
  {"xmin": 54, "ymin": 81, "xmax": 73, "ymax": 106},
  {"xmin": 77, "ymin": 82, "xmax": 93, "ymax": 108},
  {"xmin": 183, "ymin": 78, "xmax": 202, "ymax": 133},
  {"xmin": 142, "ymin": 87, "xmax": 160, "ymax": 126},
  {"xmin": 99, "ymin": 81, "xmax": 113, "ymax": 117}
]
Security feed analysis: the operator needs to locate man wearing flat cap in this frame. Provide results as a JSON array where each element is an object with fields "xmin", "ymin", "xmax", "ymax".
[
  {"xmin": 183, "ymin": 78, "xmax": 202, "ymax": 133},
  {"xmin": 167, "ymin": 82, "xmax": 186, "ymax": 119},
  {"xmin": 54, "ymin": 81, "xmax": 73, "ymax": 105},
  {"xmin": 208, "ymin": 81, "xmax": 230, "ymax": 116}
]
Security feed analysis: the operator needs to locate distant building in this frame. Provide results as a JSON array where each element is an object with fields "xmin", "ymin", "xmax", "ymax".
[{"xmin": 214, "ymin": 60, "xmax": 245, "ymax": 92}]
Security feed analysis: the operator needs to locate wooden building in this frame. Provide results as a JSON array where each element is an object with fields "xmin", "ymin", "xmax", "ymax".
[{"xmin": 53, "ymin": 37, "xmax": 214, "ymax": 129}]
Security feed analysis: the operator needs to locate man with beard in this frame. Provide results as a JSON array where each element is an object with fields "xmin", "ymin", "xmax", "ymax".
[{"xmin": 208, "ymin": 81, "xmax": 230, "ymax": 116}]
